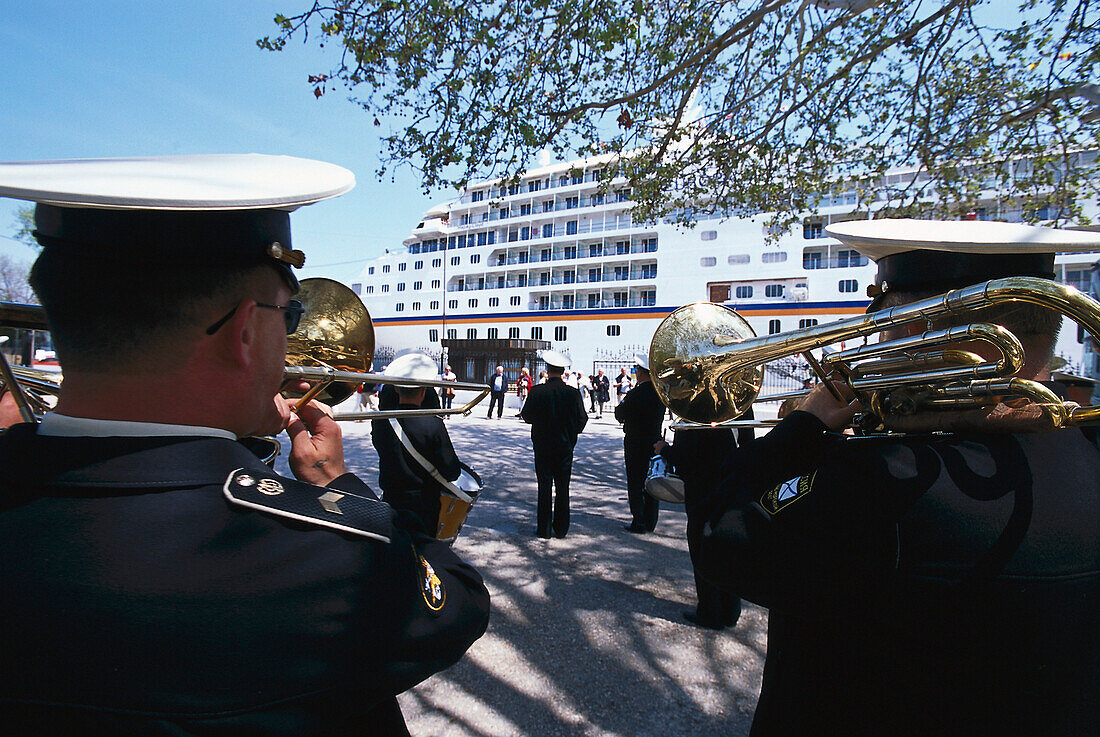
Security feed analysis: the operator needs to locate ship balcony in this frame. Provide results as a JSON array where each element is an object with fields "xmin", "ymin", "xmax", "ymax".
[
  {"xmin": 490, "ymin": 242, "xmax": 657, "ymax": 266},
  {"xmin": 527, "ymin": 295, "xmax": 658, "ymax": 311},
  {"xmin": 445, "ymin": 269, "xmax": 656, "ymax": 291}
]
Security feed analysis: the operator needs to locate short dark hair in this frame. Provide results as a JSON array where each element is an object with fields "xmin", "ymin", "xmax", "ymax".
[
  {"xmin": 878, "ymin": 287, "xmax": 1062, "ymax": 368},
  {"xmin": 30, "ymin": 251, "xmax": 281, "ymax": 372}
]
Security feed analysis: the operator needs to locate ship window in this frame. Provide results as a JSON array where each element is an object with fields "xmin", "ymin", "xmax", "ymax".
[
  {"xmin": 468, "ymin": 299, "xmax": 477, "ymax": 308},
  {"xmin": 509, "ymin": 327, "xmax": 520, "ymax": 339},
  {"xmin": 398, "ymin": 263, "xmax": 407, "ymax": 271},
  {"xmin": 641, "ymin": 290, "xmax": 655, "ymax": 306},
  {"xmin": 613, "ymin": 292, "xmax": 627, "ymax": 307},
  {"xmin": 701, "ymin": 230, "xmax": 717, "ymax": 241},
  {"xmin": 448, "ymin": 299, "xmax": 458, "ymax": 309},
  {"xmin": 735, "ymin": 286, "xmax": 753, "ymax": 298},
  {"xmin": 804, "ymin": 250, "xmax": 824, "ymax": 269},
  {"xmin": 531, "ymin": 327, "xmax": 543, "ymax": 339},
  {"xmin": 415, "ymin": 260, "xmax": 423, "ymax": 269},
  {"xmin": 836, "ymin": 249, "xmax": 867, "ymax": 268},
  {"xmin": 799, "ymin": 319, "xmax": 819, "ymax": 328},
  {"xmin": 541, "ymin": 249, "xmax": 551, "ymax": 262},
  {"xmin": 366, "ymin": 286, "xmax": 374, "ymax": 294},
  {"xmin": 768, "ymin": 319, "xmax": 782, "ymax": 334},
  {"xmin": 368, "ymin": 267, "xmax": 375, "ymax": 275},
  {"xmin": 467, "ymin": 328, "xmax": 477, "ymax": 339},
  {"xmin": 728, "ymin": 254, "xmax": 750, "ymax": 265},
  {"xmin": 432, "ymin": 258, "xmax": 442, "ymax": 267},
  {"xmin": 412, "ymin": 302, "xmax": 421, "ymax": 311},
  {"xmin": 471, "ymin": 190, "xmax": 485, "ymax": 202},
  {"xmin": 447, "ymin": 329, "xmax": 457, "ymax": 339},
  {"xmin": 641, "ymin": 264, "xmax": 656, "ymax": 279},
  {"xmin": 765, "ymin": 284, "xmax": 784, "ymax": 297},
  {"xmin": 761, "ymin": 252, "xmax": 787, "ymax": 264},
  {"xmin": 564, "ymin": 245, "xmax": 577, "ymax": 259},
  {"xmin": 430, "ymin": 300, "xmax": 439, "ymax": 309},
  {"xmin": 395, "ymin": 303, "xmax": 404, "ymax": 312},
  {"xmin": 838, "ymin": 279, "xmax": 859, "ymax": 293},
  {"xmin": 528, "ymin": 180, "xmax": 540, "ymax": 192},
  {"xmin": 413, "ymin": 281, "xmax": 422, "ymax": 290},
  {"xmin": 429, "ymin": 329, "xmax": 439, "ymax": 341},
  {"xmin": 381, "ymin": 285, "xmax": 389, "ymax": 293},
  {"xmin": 562, "ymin": 294, "xmax": 574, "ymax": 308},
  {"xmin": 700, "ymin": 257, "xmax": 717, "ymax": 267},
  {"xmin": 451, "ymin": 256, "xmax": 460, "ymax": 266},
  {"xmin": 566, "ymin": 220, "xmax": 578, "ymax": 235},
  {"xmin": 538, "ymin": 296, "xmax": 549, "ymax": 309},
  {"xmin": 488, "ymin": 328, "xmax": 499, "ymax": 338},
  {"xmin": 607, "ymin": 325, "xmax": 621, "ymax": 336},
  {"xmin": 588, "ymin": 294, "xmax": 600, "ymax": 308},
  {"xmin": 431, "ymin": 280, "xmax": 441, "ymax": 288},
  {"xmin": 564, "ymin": 270, "xmax": 576, "ymax": 284},
  {"xmin": 555, "ymin": 326, "xmax": 567, "ymax": 341},
  {"xmin": 383, "ymin": 265, "xmax": 390, "ymax": 273},
  {"xmin": 804, "ymin": 222, "xmax": 824, "ymax": 239},
  {"xmin": 543, "ymin": 224, "xmax": 553, "ymax": 238},
  {"xmin": 397, "ymin": 283, "xmax": 405, "ymax": 292},
  {"xmin": 351, "ymin": 283, "xmax": 361, "ymax": 294},
  {"xmin": 470, "ymin": 254, "xmax": 481, "ymax": 264},
  {"xmin": 510, "ymin": 296, "xmax": 521, "ymax": 306},
  {"xmin": 489, "ymin": 297, "xmax": 499, "ymax": 307}
]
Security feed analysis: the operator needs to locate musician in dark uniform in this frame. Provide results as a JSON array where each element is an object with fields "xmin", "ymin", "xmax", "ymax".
[
  {"xmin": 615, "ymin": 354, "xmax": 666, "ymax": 532},
  {"xmin": 372, "ymin": 353, "xmax": 463, "ymax": 535},
  {"xmin": 655, "ymin": 416, "xmax": 754, "ymax": 629},
  {"xmin": 0, "ymin": 156, "xmax": 490, "ymax": 737},
  {"xmin": 520, "ymin": 349, "xmax": 588, "ymax": 538},
  {"xmin": 689, "ymin": 219, "xmax": 1100, "ymax": 736}
]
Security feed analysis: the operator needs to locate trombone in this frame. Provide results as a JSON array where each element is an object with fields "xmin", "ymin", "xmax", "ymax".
[
  {"xmin": 0, "ymin": 278, "xmax": 490, "ymax": 424},
  {"xmin": 650, "ymin": 276, "xmax": 1100, "ymax": 432}
]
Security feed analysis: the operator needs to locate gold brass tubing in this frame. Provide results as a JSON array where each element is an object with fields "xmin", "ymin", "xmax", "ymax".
[
  {"xmin": 0, "ymin": 352, "xmax": 37, "ymax": 424},
  {"xmin": 668, "ymin": 418, "xmax": 782, "ymax": 431},
  {"xmin": 1069, "ymin": 405, "xmax": 1100, "ymax": 425},
  {"xmin": 802, "ymin": 351, "xmax": 844, "ymax": 402}
]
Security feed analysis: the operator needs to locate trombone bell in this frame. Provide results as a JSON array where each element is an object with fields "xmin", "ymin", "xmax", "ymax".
[{"xmin": 650, "ymin": 302, "xmax": 763, "ymax": 425}]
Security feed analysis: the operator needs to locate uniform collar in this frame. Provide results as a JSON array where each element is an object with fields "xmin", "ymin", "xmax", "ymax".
[{"xmin": 39, "ymin": 413, "xmax": 237, "ymax": 440}]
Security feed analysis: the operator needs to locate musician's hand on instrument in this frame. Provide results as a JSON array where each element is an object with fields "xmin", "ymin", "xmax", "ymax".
[
  {"xmin": 286, "ymin": 399, "xmax": 348, "ymax": 487},
  {"xmin": 653, "ymin": 439, "xmax": 669, "ymax": 454},
  {"xmin": 797, "ymin": 381, "xmax": 860, "ymax": 431},
  {"xmin": 0, "ymin": 389, "xmax": 23, "ymax": 428}
]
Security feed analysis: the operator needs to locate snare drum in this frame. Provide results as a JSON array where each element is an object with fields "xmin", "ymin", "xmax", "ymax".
[
  {"xmin": 644, "ymin": 454, "xmax": 685, "ymax": 504},
  {"xmin": 437, "ymin": 465, "xmax": 483, "ymax": 541}
]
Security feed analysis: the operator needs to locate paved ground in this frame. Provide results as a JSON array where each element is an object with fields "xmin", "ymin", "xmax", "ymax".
[{"xmin": 278, "ymin": 392, "xmax": 767, "ymax": 737}]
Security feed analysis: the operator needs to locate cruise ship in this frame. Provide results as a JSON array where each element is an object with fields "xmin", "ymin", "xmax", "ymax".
[{"xmin": 352, "ymin": 153, "xmax": 1100, "ymax": 390}]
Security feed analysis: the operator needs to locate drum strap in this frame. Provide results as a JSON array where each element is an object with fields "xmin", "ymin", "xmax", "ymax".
[{"xmin": 388, "ymin": 418, "xmax": 474, "ymax": 503}]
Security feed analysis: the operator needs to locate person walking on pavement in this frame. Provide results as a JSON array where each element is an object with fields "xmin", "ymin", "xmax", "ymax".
[
  {"xmin": 486, "ymin": 364, "xmax": 507, "ymax": 418},
  {"xmin": 594, "ymin": 369, "xmax": 610, "ymax": 418},
  {"xmin": 520, "ymin": 350, "xmax": 588, "ymax": 539},
  {"xmin": 615, "ymin": 354, "xmax": 665, "ymax": 533},
  {"xmin": 441, "ymin": 364, "xmax": 457, "ymax": 412}
]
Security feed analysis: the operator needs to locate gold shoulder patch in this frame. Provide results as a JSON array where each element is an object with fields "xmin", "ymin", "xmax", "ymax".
[
  {"xmin": 759, "ymin": 472, "xmax": 816, "ymax": 516},
  {"xmin": 418, "ymin": 554, "xmax": 446, "ymax": 612}
]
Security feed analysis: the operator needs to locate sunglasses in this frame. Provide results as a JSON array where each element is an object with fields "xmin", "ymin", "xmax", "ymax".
[{"xmin": 205, "ymin": 299, "xmax": 305, "ymax": 336}]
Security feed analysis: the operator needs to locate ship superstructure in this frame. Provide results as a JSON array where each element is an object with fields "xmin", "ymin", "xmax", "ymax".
[{"xmin": 353, "ymin": 152, "xmax": 1099, "ymax": 384}]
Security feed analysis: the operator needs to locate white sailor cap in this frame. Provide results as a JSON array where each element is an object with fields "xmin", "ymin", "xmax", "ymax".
[
  {"xmin": 0, "ymin": 154, "xmax": 355, "ymax": 290},
  {"xmin": 541, "ymin": 350, "xmax": 570, "ymax": 370},
  {"xmin": 634, "ymin": 353, "xmax": 650, "ymax": 371},
  {"xmin": 383, "ymin": 353, "xmax": 439, "ymax": 388},
  {"xmin": 825, "ymin": 219, "xmax": 1100, "ymax": 304}
]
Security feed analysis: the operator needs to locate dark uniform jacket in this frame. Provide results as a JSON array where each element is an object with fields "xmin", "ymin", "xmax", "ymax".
[
  {"xmin": 520, "ymin": 377, "xmax": 588, "ymax": 452},
  {"xmin": 614, "ymin": 380, "xmax": 665, "ymax": 453},
  {"xmin": 690, "ymin": 412, "xmax": 1099, "ymax": 737},
  {"xmin": 372, "ymin": 404, "xmax": 462, "ymax": 535},
  {"xmin": 0, "ymin": 425, "xmax": 490, "ymax": 736}
]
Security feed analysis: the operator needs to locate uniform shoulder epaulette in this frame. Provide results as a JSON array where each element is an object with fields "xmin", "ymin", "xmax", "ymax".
[{"xmin": 223, "ymin": 468, "xmax": 393, "ymax": 543}]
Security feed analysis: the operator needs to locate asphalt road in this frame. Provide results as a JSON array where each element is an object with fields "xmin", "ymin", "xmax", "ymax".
[{"xmin": 279, "ymin": 392, "xmax": 766, "ymax": 737}]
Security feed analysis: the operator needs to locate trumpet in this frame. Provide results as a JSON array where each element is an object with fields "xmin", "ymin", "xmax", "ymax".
[
  {"xmin": 650, "ymin": 276, "xmax": 1100, "ymax": 431},
  {"xmin": 0, "ymin": 279, "xmax": 490, "ymax": 424}
]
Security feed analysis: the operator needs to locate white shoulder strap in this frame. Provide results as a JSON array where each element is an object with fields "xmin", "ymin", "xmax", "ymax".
[{"xmin": 388, "ymin": 418, "xmax": 473, "ymax": 503}]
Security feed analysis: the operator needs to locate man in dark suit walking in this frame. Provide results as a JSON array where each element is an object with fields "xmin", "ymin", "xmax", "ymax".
[
  {"xmin": 615, "ymin": 354, "xmax": 666, "ymax": 533},
  {"xmin": 520, "ymin": 350, "xmax": 588, "ymax": 538}
]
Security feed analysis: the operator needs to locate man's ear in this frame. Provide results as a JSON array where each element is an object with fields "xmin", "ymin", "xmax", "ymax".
[{"xmin": 211, "ymin": 299, "xmax": 259, "ymax": 368}]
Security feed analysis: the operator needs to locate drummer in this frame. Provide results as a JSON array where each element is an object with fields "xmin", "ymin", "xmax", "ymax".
[{"xmin": 371, "ymin": 353, "xmax": 466, "ymax": 535}]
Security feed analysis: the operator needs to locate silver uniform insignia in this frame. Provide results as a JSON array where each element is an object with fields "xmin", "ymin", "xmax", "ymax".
[
  {"xmin": 318, "ymin": 491, "xmax": 345, "ymax": 515},
  {"xmin": 256, "ymin": 478, "xmax": 284, "ymax": 496}
]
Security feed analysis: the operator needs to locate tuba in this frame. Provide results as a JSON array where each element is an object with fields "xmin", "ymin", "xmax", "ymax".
[{"xmin": 650, "ymin": 277, "xmax": 1100, "ymax": 431}]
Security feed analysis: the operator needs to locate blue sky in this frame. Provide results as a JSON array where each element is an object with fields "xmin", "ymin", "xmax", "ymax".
[{"xmin": 0, "ymin": 1, "xmax": 448, "ymax": 284}]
